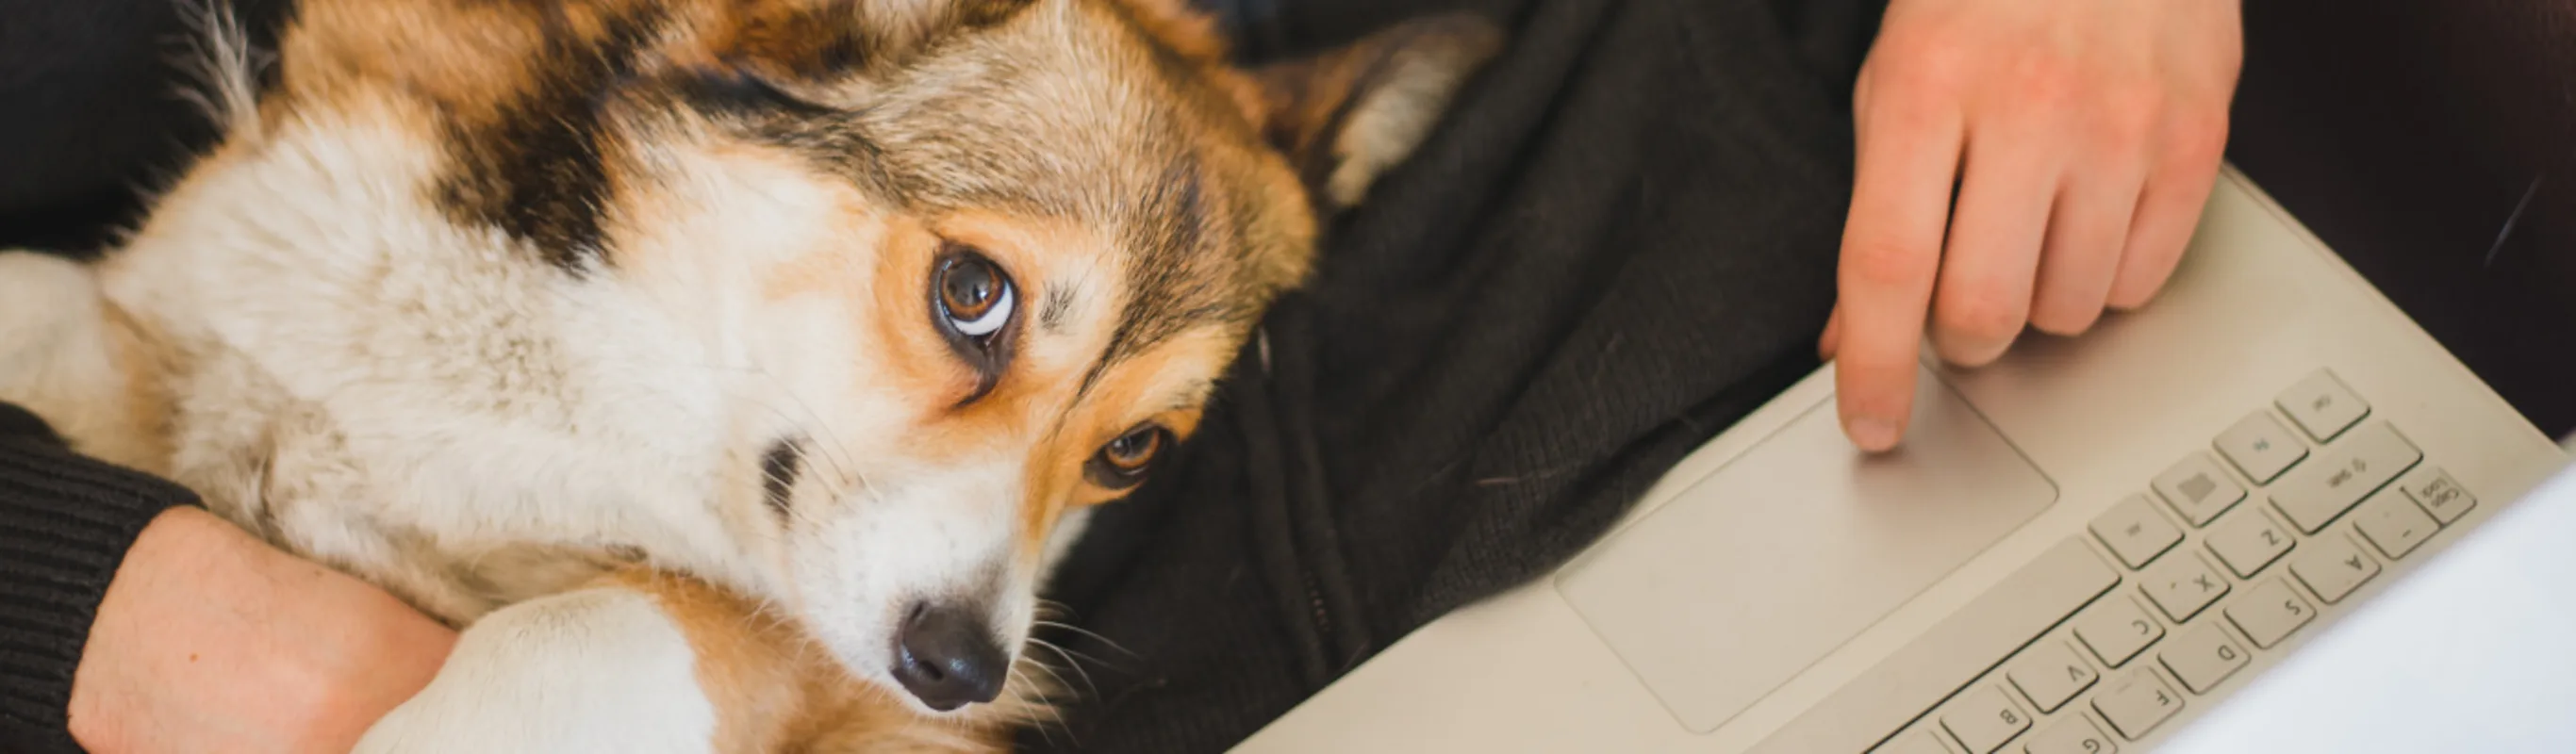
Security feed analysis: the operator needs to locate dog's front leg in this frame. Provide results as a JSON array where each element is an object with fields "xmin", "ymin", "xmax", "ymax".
[{"xmin": 355, "ymin": 585, "xmax": 722, "ymax": 754}]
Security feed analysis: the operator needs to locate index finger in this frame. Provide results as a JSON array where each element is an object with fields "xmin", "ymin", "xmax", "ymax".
[{"xmin": 1834, "ymin": 94, "xmax": 1964, "ymax": 451}]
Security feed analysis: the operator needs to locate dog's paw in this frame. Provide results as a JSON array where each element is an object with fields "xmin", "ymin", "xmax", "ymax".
[{"xmin": 355, "ymin": 588, "xmax": 721, "ymax": 754}]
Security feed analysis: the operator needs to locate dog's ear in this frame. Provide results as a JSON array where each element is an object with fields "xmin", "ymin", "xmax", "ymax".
[{"xmin": 1253, "ymin": 14, "xmax": 1503, "ymax": 211}]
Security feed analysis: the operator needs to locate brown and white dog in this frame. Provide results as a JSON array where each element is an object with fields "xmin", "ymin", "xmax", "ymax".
[{"xmin": 0, "ymin": 0, "xmax": 1495, "ymax": 749}]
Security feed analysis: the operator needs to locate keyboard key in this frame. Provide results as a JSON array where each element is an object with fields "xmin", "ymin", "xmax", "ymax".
[
  {"xmin": 2203, "ymin": 509, "xmax": 2294, "ymax": 578},
  {"xmin": 2089, "ymin": 495, "xmax": 2182, "ymax": 569},
  {"xmin": 2023, "ymin": 715, "xmax": 2118, "ymax": 754},
  {"xmin": 2270, "ymin": 422, "xmax": 2420, "ymax": 533},
  {"xmin": 2006, "ymin": 642, "xmax": 2099, "ymax": 713},
  {"xmin": 2225, "ymin": 579, "xmax": 2315, "ymax": 648},
  {"xmin": 2276, "ymin": 370, "xmax": 2370, "ymax": 442},
  {"xmin": 2290, "ymin": 533, "xmax": 2380, "ymax": 603},
  {"xmin": 2214, "ymin": 412, "xmax": 2307, "ymax": 484},
  {"xmin": 2138, "ymin": 554, "xmax": 2230, "ymax": 622},
  {"xmin": 1874, "ymin": 729, "xmax": 1955, "ymax": 754},
  {"xmin": 2400, "ymin": 467, "xmax": 2476, "ymax": 524},
  {"xmin": 1941, "ymin": 686, "xmax": 2032, "ymax": 754},
  {"xmin": 2153, "ymin": 453, "xmax": 2246, "ymax": 526},
  {"xmin": 2353, "ymin": 488, "xmax": 2439, "ymax": 559},
  {"xmin": 2158, "ymin": 622, "xmax": 2249, "ymax": 694},
  {"xmin": 2091, "ymin": 670, "xmax": 2183, "ymax": 740},
  {"xmin": 2072, "ymin": 598, "xmax": 2165, "ymax": 667}
]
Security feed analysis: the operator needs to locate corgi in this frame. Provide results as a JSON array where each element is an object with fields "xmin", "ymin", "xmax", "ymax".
[{"xmin": 0, "ymin": 0, "xmax": 1497, "ymax": 749}]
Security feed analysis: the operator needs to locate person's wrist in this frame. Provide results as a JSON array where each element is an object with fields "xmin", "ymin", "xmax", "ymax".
[{"xmin": 69, "ymin": 507, "xmax": 455, "ymax": 753}]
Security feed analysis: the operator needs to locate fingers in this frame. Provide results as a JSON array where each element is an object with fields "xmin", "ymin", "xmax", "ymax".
[
  {"xmin": 1833, "ymin": 88, "xmax": 1964, "ymax": 451},
  {"xmin": 2030, "ymin": 161, "xmax": 2146, "ymax": 334},
  {"xmin": 1927, "ymin": 128, "xmax": 2052, "ymax": 366},
  {"xmin": 2110, "ymin": 117, "xmax": 2228, "ymax": 308}
]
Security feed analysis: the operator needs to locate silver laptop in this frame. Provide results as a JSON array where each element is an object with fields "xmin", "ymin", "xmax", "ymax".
[{"xmin": 1231, "ymin": 167, "xmax": 2571, "ymax": 753}]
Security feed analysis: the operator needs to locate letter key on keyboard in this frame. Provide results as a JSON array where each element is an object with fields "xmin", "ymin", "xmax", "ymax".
[
  {"xmin": 2202, "ymin": 510, "xmax": 2293, "ymax": 578},
  {"xmin": 2138, "ymin": 554, "xmax": 2229, "ymax": 622},
  {"xmin": 2023, "ymin": 715, "xmax": 2119, "ymax": 754},
  {"xmin": 2223, "ymin": 579, "xmax": 2315, "ymax": 648},
  {"xmin": 2289, "ymin": 533, "xmax": 2380, "ymax": 603},
  {"xmin": 2157, "ymin": 622, "xmax": 2248, "ymax": 694},
  {"xmin": 2006, "ymin": 642, "xmax": 2099, "ymax": 713},
  {"xmin": 2070, "ymin": 598, "xmax": 2163, "ymax": 667},
  {"xmin": 2091, "ymin": 670, "xmax": 2182, "ymax": 740},
  {"xmin": 1942, "ymin": 686, "xmax": 2032, "ymax": 754},
  {"xmin": 2270, "ymin": 422, "xmax": 2419, "ymax": 533}
]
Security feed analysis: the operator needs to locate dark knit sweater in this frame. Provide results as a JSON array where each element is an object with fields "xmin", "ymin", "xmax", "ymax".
[{"xmin": 0, "ymin": 410, "xmax": 199, "ymax": 753}]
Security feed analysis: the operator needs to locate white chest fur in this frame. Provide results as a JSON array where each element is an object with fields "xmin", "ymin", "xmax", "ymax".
[{"xmin": 99, "ymin": 98, "xmax": 765, "ymax": 622}]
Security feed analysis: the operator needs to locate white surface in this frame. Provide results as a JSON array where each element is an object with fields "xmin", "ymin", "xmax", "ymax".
[{"xmin": 2165, "ymin": 462, "xmax": 2576, "ymax": 753}]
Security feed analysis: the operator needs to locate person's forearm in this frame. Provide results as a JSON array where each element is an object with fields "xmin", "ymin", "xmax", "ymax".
[
  {"xmin": 0, "ymin": 403, "xmax": 456, "ymax": 754},
  {"xmin": 0, "ymin": 404, "xmax": 198, "ymax": 753},
  {"xmin": 67, "ymin": 507, "xmax": 456, "ymax": 754}
]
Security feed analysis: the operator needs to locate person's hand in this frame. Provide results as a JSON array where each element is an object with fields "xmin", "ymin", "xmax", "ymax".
[
  {"xmin": 1820, "ymin": 0, "xmax": 2243, "ymax": 451},
  {"xmin": 66, "ymin": 507, "xmax": 455, "ymax": 753}
]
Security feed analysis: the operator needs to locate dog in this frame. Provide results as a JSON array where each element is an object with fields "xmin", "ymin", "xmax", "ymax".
[{"xmin": 0, "ymin": 0, "xmax": 1497, "ymax": 748}]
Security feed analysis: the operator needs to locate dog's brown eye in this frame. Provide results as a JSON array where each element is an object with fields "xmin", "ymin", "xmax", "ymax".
[
  {"xmin": 934, "ymin": 253, "xmax": 1013, "ymax": 338},
  {"xmin": 929, "ymin": 247, "xmax": 1020, "ymax": 404},
  {"xmin": 1086, "ymin": 424, "xmax": 1168, "ymax": 489}
]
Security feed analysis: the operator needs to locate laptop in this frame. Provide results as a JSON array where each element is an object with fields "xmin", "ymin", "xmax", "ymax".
[{"xmin": 1231, "ymin": 167, "xmax": 2572, "ymax": 753}]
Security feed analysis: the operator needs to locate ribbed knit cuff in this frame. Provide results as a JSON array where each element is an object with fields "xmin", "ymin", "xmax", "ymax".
[{"xmin": 0, "ymin": 405, "xmax": 198, "ymax": 754}]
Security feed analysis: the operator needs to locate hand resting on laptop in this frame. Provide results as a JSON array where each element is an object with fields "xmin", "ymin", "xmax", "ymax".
[{"xmin": 1821, "ymin": 0, "xmax": 2245, "ymax": 452}]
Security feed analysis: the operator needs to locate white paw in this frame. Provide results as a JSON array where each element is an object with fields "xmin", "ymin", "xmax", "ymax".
[{"xmin": 355, "ymin": 588, "xmax": 720, "ymax": 754}]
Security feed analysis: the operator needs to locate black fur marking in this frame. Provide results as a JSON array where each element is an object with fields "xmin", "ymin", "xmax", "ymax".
[
  {"xmin": 436, "ymin": 4, "xmax": 668, "ymax": 273},
  {"xmin": 1108, "ymin": 154, "xmax": 1230, "ymax": 357},
  {"xmin": 672, "ymin": 67, "xmax": 838, "ymax": 119},
  {"xmin": 1038, "ymin": 286, "xmax": 1077, "ymax": 332},
  {"xmin": 761, "ymin": 437, "xmax": 807, "ymax": 519}
]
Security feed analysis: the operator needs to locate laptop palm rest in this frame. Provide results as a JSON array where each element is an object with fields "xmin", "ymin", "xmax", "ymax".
[{"xmin": 1556, "ymin": 370, "xmax": 2057, "ymax": 733}]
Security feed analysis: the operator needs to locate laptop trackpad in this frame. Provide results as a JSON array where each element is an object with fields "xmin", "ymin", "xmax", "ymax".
[{"xmin": 1556, "ymin": 370, "xmax": 2057, "ymax": 733}]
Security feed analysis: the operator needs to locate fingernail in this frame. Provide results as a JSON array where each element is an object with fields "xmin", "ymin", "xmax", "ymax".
[{"xmin": 1848, "ymin": 416, "xmax": 1901, "ymax": 452}]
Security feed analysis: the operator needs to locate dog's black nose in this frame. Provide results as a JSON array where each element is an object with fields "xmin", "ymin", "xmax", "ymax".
[{"xmin": 891, "ymin": 603, "xmax": 1008, "ymax": 711}]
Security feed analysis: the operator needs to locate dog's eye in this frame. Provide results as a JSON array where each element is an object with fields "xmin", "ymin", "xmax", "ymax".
[
  {"xmin": 935, "ymin": 251, "xmax": 1015, "ymax": 338},
  {"xmin": 1086, "ymin": 424, "xmax": 1169, "ymax": 489},
  {"xmin": 929, "ymin": 247, "xmax": 1021, "ymax": 403}
]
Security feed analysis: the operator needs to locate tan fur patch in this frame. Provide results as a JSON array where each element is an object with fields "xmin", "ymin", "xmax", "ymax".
[{"xmin": 607, "ymin": 567, "xmax": 1037, "ymax": 753}]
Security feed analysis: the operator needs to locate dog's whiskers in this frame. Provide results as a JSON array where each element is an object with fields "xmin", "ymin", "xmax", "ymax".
[
  {"xmin": 1025, "ymin": 637, "xmax": 1101, "ymax": 697},
  {"xmin": 1032, "ymin": 618, "xmax": 1139, "ymax": 660}
]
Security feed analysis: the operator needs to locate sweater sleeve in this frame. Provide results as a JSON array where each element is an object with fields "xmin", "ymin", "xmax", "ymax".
[{"xmin": 0, "ymin": 403, "xmax": 199, "ymax": 754}]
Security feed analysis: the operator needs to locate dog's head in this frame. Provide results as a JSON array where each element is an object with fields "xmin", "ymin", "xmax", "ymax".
[{"xmin": 276, "ymin": 0, "xmax": 1494, "ymax": 714}]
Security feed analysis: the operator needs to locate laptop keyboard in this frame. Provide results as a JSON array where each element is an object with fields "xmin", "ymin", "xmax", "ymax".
[{"xmin": 1870, "ymin": 369, "xmax": 2480, "ymax": 754}]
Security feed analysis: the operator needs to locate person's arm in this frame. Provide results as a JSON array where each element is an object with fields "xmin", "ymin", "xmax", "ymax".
[
  {"xmin": 1820, "ymin": 0, "xmax": 2243, "ymax": 451},
  {"xmin": 0, "ymin": 406, "xmax": 456, "ymax": 754},
  {"xmin": 0, "ymin": 404, "xmax": 192, "ymax": 752}
]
